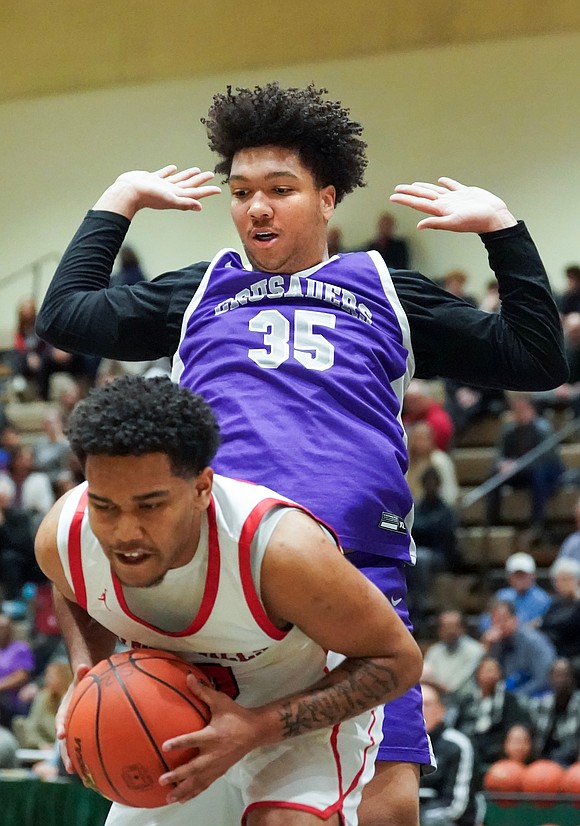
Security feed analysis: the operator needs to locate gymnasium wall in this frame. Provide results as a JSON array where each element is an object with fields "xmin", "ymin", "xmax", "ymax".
[{"xmin": 1, "ymin": 32, "xmax": 579, "ymax": 340}]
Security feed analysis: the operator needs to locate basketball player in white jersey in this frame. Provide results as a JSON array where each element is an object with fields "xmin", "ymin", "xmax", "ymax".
[{"xmin": 35, "ymin": 375, "xmax": 422, "ymax": 826}]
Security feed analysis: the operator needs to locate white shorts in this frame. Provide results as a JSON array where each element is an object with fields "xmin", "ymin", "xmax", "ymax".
[{"xmin": 105, "ymin": 707, "xmax": 383, "ymax": 826}]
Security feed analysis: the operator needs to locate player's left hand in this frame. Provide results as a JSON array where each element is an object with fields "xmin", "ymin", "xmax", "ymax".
[
  {"xmin": 390, "ymin": 177, "xmax": 517, "ymax": 233},
  {"xmin": 56, "ymin": 663, "xmax": 91, "ymax": 775},
  {"xmin": 159, "ymin": 674, "xmax": 262, "ymax": 804}
]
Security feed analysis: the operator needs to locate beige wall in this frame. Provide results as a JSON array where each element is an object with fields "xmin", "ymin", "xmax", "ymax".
[{"xmin": 1, "ymin": 32, "xmax": 578, "ymax": 340}]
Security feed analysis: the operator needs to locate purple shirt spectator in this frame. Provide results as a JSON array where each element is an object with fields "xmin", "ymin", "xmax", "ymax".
[{"xmin": 0, "ymin": 615, "xmax": 35, "ymax": 723}]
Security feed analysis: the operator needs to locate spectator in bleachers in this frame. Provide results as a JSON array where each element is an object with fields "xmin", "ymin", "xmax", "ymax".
[
  {"xmin": 96, "ymin": 356, "xmax": 171, "ymax": 387},
  {"xmin": 453, "ymin": 655, "xmax": 531, "ymax": 777},
  {"xmin": 31, "ymin": 408, "xmax": 72, "ymax": 487},
  {"xmin": 110, "ymin": 245, "xmax": 146, "ymax": 287},
  {"xmin": 533, "ymin": 311, "xmax": 580, "ymax": 418},
  {"xmin": 441, "ymin": 269, "xmax": 477, "ymax": 308},
  {"xmin": 412, "ymin": 467, "xmax": 460, "ymax": 562},
  {"xmin": 557, "ymin": 495, "xmax": 580, "ymax": 565},
  {"xmin": 529, "ymin": 657, "xmax": 580, "ymax": 767},
  {"xmin": 539, "ymin": 557, "xmax": 580, "ymax": 668},
  {"xmin": 407, "ymin": 423, "xmax": 459, "ymax": 506},
  {"xmin": 478, "ymin": 279, "xmax": 501, "ymax": 315},
  {"xmin": 485, "ymin": 393, "xmax": 565, "ymax": 538},
  {"xmin": 420, "ymin": 681, "xmax": 481, "ymax": 826},
  {"xmin": 362, "ymin": 210, "xmax": 410, "ymax": 269},
  {"xmin": 327, "ymin": 226, "xmax": 345, "ymax": 257},
  {"xmin": 423, "ymin": 611, "xmax": 485, "ymax": 699},
  {"xmin": 403, "ymin": 379, "xmax": 454, "ymax": 452},
  {"xmin": 4, "ymin": 445, "xmax": 54, "ymax": 535},
  {"xmin": 11, "ymin": 298, "xmax": 44, "ymax": 399},
  {"xmin": 502, "ymin": 723, "xmax": 536, "ymax": 766},
  {"xmin": 0, "ymin": 408, "xmax": 11, "ymax": 445},
  {"xmin": 557, "ymin": 264, "xmax": 580, "ymax": 317},
  {"xmin": 27, "ymin": 582, "xmax": 63, "ymax": 678},
  {"xmin": 480, "ymin": 552, "xmax": 552, "ymax": 633},
  {"xmin": 12, "ymin": 298, "xmax": 93, "ymax": 402},
  {"xmin": 408, "ymin": 468, "xmax": 460, "ymax": 637},
  {"xmin": 0, "ymin": 612, "xmax": 34, "ymax": 728},
  {"xmin": 53, "ymin": 378, "xmax": 82, "ymax": 428},
  {"xmin": 0, "ymin": 424, "xmax": 20, "ymax": 473},
  {"xmin": 482, "ymin": 599, "xmax": 556, "ymax": 698},
  {"xmin": 443, "ymin": 379, "xmax": 506, "ymax": 441},
  {"xmin": 11, "ymin": 661, "xmax": 72, "ymax": 749},
  {"xmin": 52, "ymin": 463, "xmax": 84, "ymax": 500},
  {"xmin": 0, "ymin": 474, "xmax": 41, "ymax": 602},
  {"xmin": 0, "ymin": 725, "xmax": 17, "ymax": 768}
]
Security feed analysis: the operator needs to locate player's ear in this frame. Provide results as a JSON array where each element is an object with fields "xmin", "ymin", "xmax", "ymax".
[
  {"xmin": 320, "ymin": 185, "xmax": 335, "ymax": 220},
  {"xmin": 193, "ymin": 467, "xmax": 213, "ymax": 510}
]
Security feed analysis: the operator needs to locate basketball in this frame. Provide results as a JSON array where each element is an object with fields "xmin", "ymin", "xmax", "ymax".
[
  {"xmin": 560, "ymin": 761, "xmax": 580, "ymax": 794},
  {"xmin": 65, "ymin": 649, "xmax": 211, "ymax": 808},
  {"xmin": 483, "ymin": 759, "xmax": 526, "ymax": 792},
  {"xmin": 521, "ymin": 760, "xmax": 566, "ymax": 794}
]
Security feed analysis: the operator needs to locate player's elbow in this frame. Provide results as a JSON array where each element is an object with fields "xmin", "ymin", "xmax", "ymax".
[
  {"xmin": 393, "ymin": 634, "xmax": 423, "ymax": 696},
  {"xmin": 532, "ymin": 357, "xmax": 569, "ymax": 390}
]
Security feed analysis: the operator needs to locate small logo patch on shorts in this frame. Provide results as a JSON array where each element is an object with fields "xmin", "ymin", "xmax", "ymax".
[{"xmin": 378, "ymin": 512, "xmax": 407, "ymax": 534}]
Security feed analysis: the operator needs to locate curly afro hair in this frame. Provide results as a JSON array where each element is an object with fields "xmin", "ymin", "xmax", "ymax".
[
  {"xmin": 202, "ymin": 82, "xmax": 367, "ymax": 203},
  {"xmin": 67, "ymin": 376, "xmax": 220, "ymax": 478}
]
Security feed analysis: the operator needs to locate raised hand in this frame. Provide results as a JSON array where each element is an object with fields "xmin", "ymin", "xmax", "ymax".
[
  {"xmin": 93, "ymin": 165, "xmax": 222, "ymax": 219},
  {"xmin": 390, "ymin": 177, "xmax": 517, "ymax": 233}
]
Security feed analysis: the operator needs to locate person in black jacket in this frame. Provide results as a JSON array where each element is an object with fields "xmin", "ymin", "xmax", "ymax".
[
  {"xmin": 485, "ymin": 394, "xmax": 565, "ymax": 534},
  {"xmin": 35, "ymin": 82, "xmax": 567, "ymax": 826},
  {"xmin": 361, "ymin": 210, "xmax": 410, "ymax": 269},
  {"xmin": 540, "ymin": 558, "xmax": 580, "ymax": 672},
  {"xmin": 420, "ymin": 681, "xmax": 481, "ymax": 826},
  {"xmin": 528, "ymin": 658, "xmax": 580, "ymax": 767},
  {"xmin": 453, "ymin": 654, "xmax": 531, "ymax": 779},
  {"xmin": 0, "ymin": 474, "xmax": 44, "ymax": 601}
]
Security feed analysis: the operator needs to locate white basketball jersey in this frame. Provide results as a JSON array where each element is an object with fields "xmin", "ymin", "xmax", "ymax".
[{"xmin": 56, "ymin": 475, "xmax": 332, "ymax": 707}]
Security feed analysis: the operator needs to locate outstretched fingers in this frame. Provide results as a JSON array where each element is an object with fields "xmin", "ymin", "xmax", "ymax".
[
  {"xmin": 437, "ymin": 176, "xmax": 464, "ymax": 190},
  {"xmin": 167, "ymin": 166, "xmax": 204, "ymax": 183},
  {"xmin": 389, "ymin": 192, "xmax": 445, "ymax": 215},
  {"xmin": 153, "ymin": 165, "xmax": 179, "ymax": 178}
]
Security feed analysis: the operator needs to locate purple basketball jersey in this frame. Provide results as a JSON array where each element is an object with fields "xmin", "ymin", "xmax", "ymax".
[{"xmin": 173, "ymin": 249, "xmax": 415, "ymax": 562}]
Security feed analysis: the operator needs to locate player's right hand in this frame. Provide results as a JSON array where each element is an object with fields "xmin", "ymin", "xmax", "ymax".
[{"xmin": 92, "ymin": 166, "xmax": 222, "ymax": 219}]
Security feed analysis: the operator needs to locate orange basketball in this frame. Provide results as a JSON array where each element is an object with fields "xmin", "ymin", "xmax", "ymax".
[
  {"xmin": 521, "ymin": 760, "xmax": 566, "ymax": 794},
  {"xmin": 483, "ymin": 759, "xmax": 526, "ymax": 792},
  {"xmin": 65, "ymin": 649, "xmax": 210, "ymax": 808},
  {"xmin": 560, "ymin": 761, "xmax": 580, "ymax": 794}
]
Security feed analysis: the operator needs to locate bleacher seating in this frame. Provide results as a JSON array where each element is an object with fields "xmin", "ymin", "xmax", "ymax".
[{"xmin": 438, "ymin": 410, "xmax": 580, "ymax": 629}]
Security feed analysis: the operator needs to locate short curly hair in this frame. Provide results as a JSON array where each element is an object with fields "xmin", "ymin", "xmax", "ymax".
[
  {"xmin": 67, "ymin": 376, "xmax": 220, "ymax": 478},
  {"xmin": 202, "ymin": 82, "xmax": 367, "ymax": 203}
]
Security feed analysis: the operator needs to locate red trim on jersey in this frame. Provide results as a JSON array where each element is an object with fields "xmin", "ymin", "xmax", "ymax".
[
  {"xmin": 243, "ymin": 802, "xmax": 346, "ymax": 824},
  {"xmin": 342, "ymin": 708, "xmax": 379, "ymax": 799},
  {"xmin": 238, "ymin": 498, "xmax": 291, "ymax": 640},
  {"xmin": 238, "ymin": 498, "xmax": 342, "ymax": 640},
  {"xmin": 331, "ymin": 723, "xmax": 344, "ymax": 794},
  {"xmin": 110, "ymin": 496, "xmax": 220, "ymax": 636},
  {"xmin": 189, "ymin": 496, "xmax": 220, "ymax": 633},
  {"xmin": 243, "ymin": 713, "xmax": 377, "ymax": 824},
  {"xmin": 68, "ymin": 488, "xmax": 88, "ymax": 610}
]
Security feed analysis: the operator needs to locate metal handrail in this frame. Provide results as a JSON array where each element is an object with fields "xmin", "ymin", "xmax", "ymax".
[
  {"xmin": 0, "ymin": 252, "xmax": 61, "ymax": 302},
  {"xmin": 456, "ymin": 411, "xmax": 579, "ymax": 600},
  {"xmin": 460, "ymin": 413, "xmax": 580, "ymax": 510}
]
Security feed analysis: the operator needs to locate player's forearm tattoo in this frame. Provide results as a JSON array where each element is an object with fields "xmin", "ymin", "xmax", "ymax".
[{"xmin": 278, "ymin": 658, "xmax": 398, "ymax": 738}]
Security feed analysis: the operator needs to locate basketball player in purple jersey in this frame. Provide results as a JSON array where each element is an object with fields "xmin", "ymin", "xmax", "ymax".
[{"xmin": 37, "ymin": 84, "xmax": 567, "ymax": 826}]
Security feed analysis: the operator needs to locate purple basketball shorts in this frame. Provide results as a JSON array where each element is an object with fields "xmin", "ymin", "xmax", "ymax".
[{"xmin": 347, "ymin": 552, "xmax": 435, "ymax": 768}]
